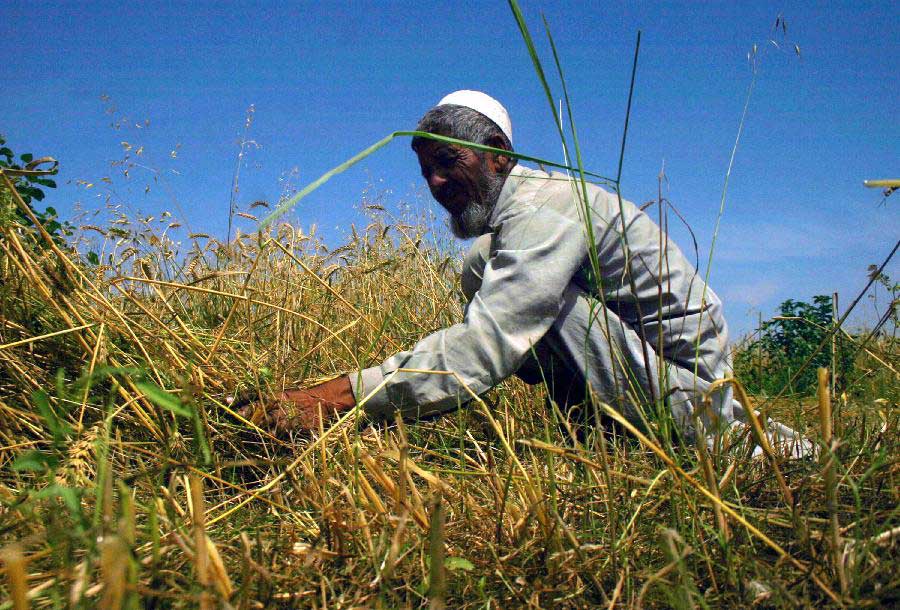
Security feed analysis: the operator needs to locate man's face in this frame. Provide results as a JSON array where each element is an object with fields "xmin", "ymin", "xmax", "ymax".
[{"xmin": 415, "ymin": 140, "xmax": 505, "ymax": 238}]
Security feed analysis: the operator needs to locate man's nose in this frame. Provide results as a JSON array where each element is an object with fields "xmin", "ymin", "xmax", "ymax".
[{"xmin": 426, "ymin": 172, "xmax": 447, "ymax": 191}]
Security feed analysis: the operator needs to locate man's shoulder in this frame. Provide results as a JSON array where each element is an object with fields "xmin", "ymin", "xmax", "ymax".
[
  {"xmin": 494, "ymin": 165, "xmax": 559, "ymax": 215},
  {"xmin": 494, "ymin": 164, "xmax": 612, "ymax": 224}
]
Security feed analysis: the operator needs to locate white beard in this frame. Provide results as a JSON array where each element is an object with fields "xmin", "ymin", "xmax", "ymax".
[{"xmin": 449, "ymin": 169, "xmax": 506, "ymax": 239}]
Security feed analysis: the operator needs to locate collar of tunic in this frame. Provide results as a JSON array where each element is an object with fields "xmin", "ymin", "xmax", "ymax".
[{"xmin": 489, "ymin": 163, "xmax": 543, "ymax": 229}]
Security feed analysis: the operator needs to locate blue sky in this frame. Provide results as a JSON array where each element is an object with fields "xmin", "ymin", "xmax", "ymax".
[{"xmin": 2, "ymin": 0, "xmax": 897, "ymax": 336}]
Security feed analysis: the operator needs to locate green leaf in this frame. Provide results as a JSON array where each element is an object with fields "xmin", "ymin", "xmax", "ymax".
[
  {"xmin": 135, "ymin": 381, "xmax": 192, "ymax": 417},
  {"xmin": 55, "ymin": 368, "xmax": 68, "ymax": 406},
  {"xmin": 20, "ymin": 153, "xmax": 33, "ymax": 163},
  {"xmin": 35, "ymin": 484, "xmax": 82, "ymax": 515},
  {"xmin": 192, "ymin": 405, "xmax": 212, "ymax": 466},
  {"xmin": 86, "ymin": 251, "xmax": 100, "ymax": 265},
  {"xmin": 72, "ymin": 365, "xmax": 140, "ymax": 393},
  {"xmin": 33, "ymin": 389, "xmax": 70, "ymax": 444},
  {"xmin": 445, "ymin": 557, "xmax": 475, "ymax": 572},
  {"xmin": 12, "ymin": 450, "xmax": 58, "ymax": 472}
]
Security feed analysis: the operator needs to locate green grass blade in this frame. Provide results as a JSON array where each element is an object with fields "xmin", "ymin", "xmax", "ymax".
[
  {"xmin": 259, "ymin": 130, "xmax": 614, "ymax": 229},
  {"xmin": 135, "ymin": 381, "xmax": 192, "ymax": 418},
  {"xmin": 507, "ymin": 0, "xmax": 566, "ymax": 144}
]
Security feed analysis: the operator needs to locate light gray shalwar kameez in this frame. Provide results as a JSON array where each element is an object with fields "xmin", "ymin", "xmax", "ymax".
[{"xmin": 350, "ymin": 164, "xmax": 807, "ymax": 454}]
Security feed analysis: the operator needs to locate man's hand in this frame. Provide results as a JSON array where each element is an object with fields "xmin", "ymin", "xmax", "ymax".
[{"xmin": 238, "ymin": 376, "xmax": 356, "ymax": 434}]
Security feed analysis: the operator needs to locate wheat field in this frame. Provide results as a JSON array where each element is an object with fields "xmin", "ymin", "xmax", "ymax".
[{"xmin": 0, "ymin": 163, "xmax": 897, "ymax": 608}]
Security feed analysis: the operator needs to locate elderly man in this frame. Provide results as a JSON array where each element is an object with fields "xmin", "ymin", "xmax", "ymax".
[{"xmin": 250, "ymin": 90, "xmax": 806, "ymax": 453}]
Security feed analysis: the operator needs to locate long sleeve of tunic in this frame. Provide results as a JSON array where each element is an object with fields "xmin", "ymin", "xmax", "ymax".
[{"xmin": 350, "ymin": 164, "xmax": 730, "ymax": 421}]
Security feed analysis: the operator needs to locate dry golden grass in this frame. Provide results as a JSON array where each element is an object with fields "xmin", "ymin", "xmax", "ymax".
[{"xmin": 0, "ymin": 173, "xmax": 898, "ymax": 608}]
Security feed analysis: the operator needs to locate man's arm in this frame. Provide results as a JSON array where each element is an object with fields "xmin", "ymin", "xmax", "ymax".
[
  {"xmin": 237, "ymin": 376, "xmax": 356, "ymax": 433},
  {"xmin": 353, "ymin": 197, "xmax": 587, "ymax": 419},
  {"xmin": 586, "ymin": 190, "xmax": 730, "ymax": 384}
]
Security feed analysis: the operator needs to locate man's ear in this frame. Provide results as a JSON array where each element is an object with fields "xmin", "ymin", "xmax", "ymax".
[{"xmin": 486, "ymin": 134, "xmax": 512, "ymax": 174}]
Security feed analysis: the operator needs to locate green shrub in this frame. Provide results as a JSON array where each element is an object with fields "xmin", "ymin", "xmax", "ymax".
[
  {"xmin": 735, "ymin": 295, "xmax": 855, "ymax": 395},
  {"xmin": 0, "ymin": 134, "xmax": 72, "ymax": 247}
]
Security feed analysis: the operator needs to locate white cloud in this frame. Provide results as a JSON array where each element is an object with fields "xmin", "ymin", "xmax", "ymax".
[
  {"xmin": 714, "ymin": 210, "xmax": 900, "ymax": 265},
  {"xmin": 721, "ymin": 279, "xmax": 781, "ymax": 307}
]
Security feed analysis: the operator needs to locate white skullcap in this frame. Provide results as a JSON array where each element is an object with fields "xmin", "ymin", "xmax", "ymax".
[{"xmin": 436, "ymin": 90, "xmax": 513, "ymax": 145}]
